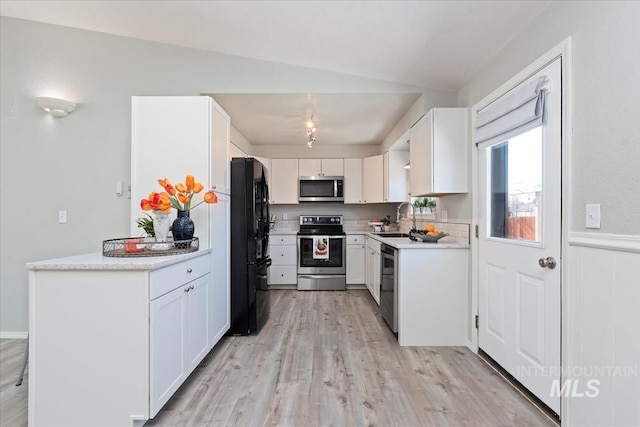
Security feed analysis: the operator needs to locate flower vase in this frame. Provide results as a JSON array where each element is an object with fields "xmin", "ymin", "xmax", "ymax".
[
  {"xmin": 153, "ymin": 211, "xmax": 171, "ymax": 246},
  {"xmin": 172, "ymin": 210, "xmax": 194, "ymax": 247}
]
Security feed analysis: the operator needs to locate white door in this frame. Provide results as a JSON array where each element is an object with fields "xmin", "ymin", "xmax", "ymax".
[{"xmin": 478, "ymin": 59, "xmax": 562, "ymax": 414}]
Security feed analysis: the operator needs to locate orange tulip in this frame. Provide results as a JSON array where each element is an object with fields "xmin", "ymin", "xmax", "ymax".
[
  {"xmin": 140, "ymin": 192, "xmax": 171, "ymax": 212},
  {"xmin": 178, "ymin": 193, "xmax": 189, "ymax": 204},
  {"xmin": 193, "ymin": 181, "xmax": 204, "ymax": 193},
  {"xmin": 175, "ymin": 183, "xmax": 187, "ymax": 193},
  {"xmin": 185, "ymin": 175, "xmax": 195, "ymax": 192},
  {"xmin": 204, "ymin": 190, "xmax": 218, "ymax": 204}
]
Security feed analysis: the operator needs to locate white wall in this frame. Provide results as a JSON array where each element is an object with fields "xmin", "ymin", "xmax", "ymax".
[
  {"xmin": 0, "ymin": 17, "xmax": 454, "ymax": 334},
  {"xmin": 457, "ymin": 1, "xmax": 640, "ymax": 235},
  {"xmin": 456, "ymin": 2, "xmax": 640, "ymax": 424}
]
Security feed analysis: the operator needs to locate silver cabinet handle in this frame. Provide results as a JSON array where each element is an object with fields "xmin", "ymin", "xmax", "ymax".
[
  {"xmin": 184, "ymin": 287, "xmax": 190, "ymax": 292},
  {"xmin": 538, "ymin": 257, "xmax": 557, "ymax": 269},
  {"xmin": 190, "ymin": 285, "xmax": 194, "ymax": 290},
  {"xmin": 212, "ymin": 185, "xmax": 217, "ymax": 189},
  {"xmin": 186, "ymin": 268, "xmax": 193, "ymax": 273}
]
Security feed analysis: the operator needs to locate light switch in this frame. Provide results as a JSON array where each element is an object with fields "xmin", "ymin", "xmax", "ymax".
[
  {"xmin": 441, "ymin": 210, "xmax": 448, "ymax": 222},
  {"xmin": 585, "ymin": 204, "xmax": 601, "ymax": 229},
  {"xmin": 58, "ymin": 210, "xmax": 67, "ymax": 224},
  {"xmin": 282, "ymin": 213, "xmax": 288, "ymax": 220}
]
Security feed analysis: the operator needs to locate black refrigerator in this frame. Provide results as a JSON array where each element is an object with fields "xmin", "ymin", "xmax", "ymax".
[{"xmin": 228, "ymin": 158, "xmax": 271, "ymax": 335}]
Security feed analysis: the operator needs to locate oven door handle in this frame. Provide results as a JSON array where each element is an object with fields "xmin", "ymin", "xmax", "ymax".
[{"xmin": 297, "ymin": 274, "xmax": 347, "ymax": 279}]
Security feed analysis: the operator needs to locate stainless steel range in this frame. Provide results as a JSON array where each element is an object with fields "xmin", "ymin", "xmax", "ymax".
[{"xmin": 297, "ymin": 215, "xmax": 346, "ymax": 291}]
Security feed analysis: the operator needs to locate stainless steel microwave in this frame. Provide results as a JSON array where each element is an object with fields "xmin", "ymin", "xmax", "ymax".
[{"xmin": 298, "ymin": 176, "xmax": 344, "ymax": 202}]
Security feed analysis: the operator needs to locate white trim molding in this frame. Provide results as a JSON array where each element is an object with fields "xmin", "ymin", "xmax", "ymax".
[
  {"xmin": 0, "ymin": 331, "xmax": 28, "ymax": 339},
  {"xmin": 569, "ymin": 232, "xmax": 640, "ymax": 253}
]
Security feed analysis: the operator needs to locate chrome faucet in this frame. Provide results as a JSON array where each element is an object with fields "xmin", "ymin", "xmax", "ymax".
[
  {"xmin": 396, "ymin": 202, "xmax": 418, "ymax": 231},
  {"xmin": 396, "ymin": 202, "xmax": 409, "ymax": 223}
]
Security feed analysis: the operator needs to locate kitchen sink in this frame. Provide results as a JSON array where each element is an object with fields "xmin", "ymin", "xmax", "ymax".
[{"xmin": 373, "ymin": 232, "xmax": 410, "ymax": 238}]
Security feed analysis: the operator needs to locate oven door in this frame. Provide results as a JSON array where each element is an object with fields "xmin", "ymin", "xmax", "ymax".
[{"xmin": 297, "ymin": 235, "xmax": 346, "ymax": 274}]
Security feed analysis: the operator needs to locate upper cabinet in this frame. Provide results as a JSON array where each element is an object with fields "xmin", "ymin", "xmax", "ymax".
[
  {"xmin": 270, "ymin": 159, "xmax": 299, "ymax": 204},
  {"xmin": 383, "ymin": 151, "xmax": 410, "ymax": 203},
  {"xmin": 344, "ymin": 158, "xmax": 363, "ymax": 204},
  {"xmin": 362, "ymin": 155, "xmax": 384, "ymax": 203},
  {"xmin": 131, "ymin": 96, "xmax": 230, "ymax": 248},
  {"xmin": 410, "ymin": 108, "xmax": 468, "ymax": 196},
  {"xmin": 298, "ymin": 158, "xmax": 344, "ymax": 177}
]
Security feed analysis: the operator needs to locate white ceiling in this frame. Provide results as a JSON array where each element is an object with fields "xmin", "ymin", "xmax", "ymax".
[{"xmin": 0, "ymin": 0, "xmax": 555, "ymax": 146}]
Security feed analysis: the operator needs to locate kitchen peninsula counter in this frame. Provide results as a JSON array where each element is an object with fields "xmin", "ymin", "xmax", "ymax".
[{"xmin": 26, "ymin": 249, "xmax": 224, "ymax": 427}]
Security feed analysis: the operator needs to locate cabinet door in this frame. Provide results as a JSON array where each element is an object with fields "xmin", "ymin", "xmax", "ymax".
[
  {"xmin": 385, "ymin": 151, "xmax": 410, "ymax": 203},
  {"xmin": 321, "ymin": 159, "xmax": 344, "ymax": 176},
  {"xmin": 186, "ymin": 274, "xmax": 211, "ymax": 372},
  {"xmin": 346, "ymin": 245, "xmax": 365, "ymax": 285},
  {"xmin": 372, "ymin": 249, "xmax": 381, "ymax": 304},
  {"xmin": 362, "ymin": 155, "xmax": 383, "ymax": 203},
  {"xmin": 270, "ymin": 159, "xmax": 299, "ymax": 204},
  {"xmin": 410, "ymin": 111, "xmax": 433, "ymax": 197},
  {"xmin": 431, "ymin": 108, "xmax": 468, "ymax": 193},
  {"xmin": 210, "ymin": 98, "xmax": 231, "ymax": 195},
  {"xmin": 344, "ymin": 158, "xmax": 363, "ymax": 204},
  {"xmin": 210, "ymin": 193, "xmax": 230, "ymax": 346},
  {"xmin": 298, "ymin": 159, "xmax": 321, "ymax": 176},
  {"xmin": 150, "ymin": 286, "xmax": 187, "ymax": 416},
  {"xmin": 131, "ymin": 96, "xmax": 211, "ymax": 245}
]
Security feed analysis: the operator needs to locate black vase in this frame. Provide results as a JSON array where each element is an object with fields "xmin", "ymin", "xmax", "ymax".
[{"xmin": 172, "ymin": 210, "xmax": 194, "ymax": 243}]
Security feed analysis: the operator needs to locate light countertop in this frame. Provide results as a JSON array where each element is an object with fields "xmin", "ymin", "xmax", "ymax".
[
  {"xmin": 26, "ymin": 249, "xmax": 212, "ymax": 271},
  {"xmin": 269, "ymin": 229, "xmax": 298, "ymax": 235},
  {"xmin": 366, "ymin": 233, "xmax": 469, "ymax": 249}
]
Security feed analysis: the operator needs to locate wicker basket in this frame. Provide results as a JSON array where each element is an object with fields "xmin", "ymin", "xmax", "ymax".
[{"xmin": 102, "ymin": 237, "xmax": 199, "ymax": 257}]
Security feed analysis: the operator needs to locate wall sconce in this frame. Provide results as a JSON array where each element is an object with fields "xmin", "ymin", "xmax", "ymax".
[{"xmin": 36, "ymin": 97, "xmax": 76, "ymax": 118}]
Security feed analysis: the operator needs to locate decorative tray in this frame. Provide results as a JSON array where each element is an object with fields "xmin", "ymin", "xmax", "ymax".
[
  {"xmin": 409, "ymin": 230, "xmax": 449, "ymax": 243},
  {"xmin": 103, "ymin": 237, "xmax": 199, "ymax": 257}
]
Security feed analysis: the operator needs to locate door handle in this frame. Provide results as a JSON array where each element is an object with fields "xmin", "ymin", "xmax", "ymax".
[{"xmin": 538, "ymin": 256, "xmax": 557, "ymax": 269}]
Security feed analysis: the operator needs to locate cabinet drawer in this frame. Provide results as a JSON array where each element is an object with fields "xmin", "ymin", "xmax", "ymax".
[
  {"xmin": 271, "ymin": 235, "xmax": 297, "ymax": 245},
  {"xmin": 270, "ymin": 245, "xmax": 297, "ymax": 265},
  {"xmin": 150, "ymin": 254, "xmax": 211, "ymax": 300},
  {"xmin": 347, "ymin": 234, "xmax": 364, "ymax": 245},
  {"xmin": 268, "ymin": 266, "xmax": 298, "ymax": 285}
]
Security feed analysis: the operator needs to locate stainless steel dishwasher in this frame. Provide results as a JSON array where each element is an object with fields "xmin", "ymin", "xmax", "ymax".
[{"xmin": 380, "ymin": 244, "xmax": 398, "ymax": 334}]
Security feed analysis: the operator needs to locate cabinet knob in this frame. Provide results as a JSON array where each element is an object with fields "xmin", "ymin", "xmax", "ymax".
[
  {"xmin": 184, "ymin": 287, "xmax": 190, "ymax": 292},
  {"xmin": 190, "ymin": 285, "xmax": 194, "ymax": 290},
  {"xmin": 212, "ymin": 185, "xmax": 217, "ymax": 189},
  {"xmin": 186, "ymin": 268, "xmax": 193, "ymax": 273}
]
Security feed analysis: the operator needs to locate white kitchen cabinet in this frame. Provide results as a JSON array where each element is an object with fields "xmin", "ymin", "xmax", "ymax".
[
  {"xmin": 362, "ymin": 155, "xmax": 384, "ymax": 204},
  {"xmin": 410, "ymin": 108, "xmax": 468, "ymax": 196},
  {"xmin": 209, "ymin": 193, "xmax": 230, "ymax": 345},
  {"xmin": 298, "ymin": 158, "xmax": 344, "ymax": 177},
  {"xmin": 150, "ymin": 271, "xmax": 210, "ymax": 415},
  {"xmin": 346, "ymin": 234, "xmax": 365, "ymax": 285},
  {"xmin": 365, "ymin": 236, "xmax": 381, "ymax": 304},
  {"xmin": 344, "ymin": 158, "xmax": 363, "ymax": 204},
  {"xmin": 270, "ymin": 159, "xmax": 299, "ymax": 204},
  {"xmin": 383, "ymin": 151, "xmax": 410, "ymax": 203},
  {"xmin": 268, "ymin": 234, "xmax": 297, "ymax": 286},
  {"xmin": 27, "ymin": 251, "xmax": 215, "ymax": 427},
  {"xmin": 131, "ymin": 95, "xmax": 231, "ymax": 249}
]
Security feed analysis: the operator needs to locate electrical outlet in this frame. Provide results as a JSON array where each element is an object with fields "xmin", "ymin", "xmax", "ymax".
[
  {"xmin": 586, "ymin": 204, "xmax": 601, "ymax": 229},
  {"xmin": 282, "ymin": 213, "xmax": 288, "ymax": 220},
  {"xmin": 58, "ymin": 210, "xmax": 67, "ymax": 224}
]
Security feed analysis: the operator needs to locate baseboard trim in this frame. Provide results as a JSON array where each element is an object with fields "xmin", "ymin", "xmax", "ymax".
[
  {"xmin": 0, "ymin": 331, "xmax": 28, "ymax": 339},
  {"xmin": 569, "ymin": 232, "xmax": 640, "ymax": 253}
]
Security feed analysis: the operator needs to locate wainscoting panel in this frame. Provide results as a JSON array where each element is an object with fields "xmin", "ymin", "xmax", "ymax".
[{"xmin": 567, "ymin": 233, "xmax": 640, "ymax": 426}]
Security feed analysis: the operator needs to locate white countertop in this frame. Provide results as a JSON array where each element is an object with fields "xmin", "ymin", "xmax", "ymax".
[
  {"xmin": 26, "ymin": 249, "xmax": 212, "ymax": 271},
  {"xmin": 366, "ymin": 233, "xmax": 469, "ymax": 249},
  {"xmin": 269, "ymin": 230, "xmax": 298, "ymax": 235}
]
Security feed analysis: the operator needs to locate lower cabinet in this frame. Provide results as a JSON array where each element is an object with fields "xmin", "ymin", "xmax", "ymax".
[
  {"xmin": 365, "ymin": 236, "xmax": 381, "ymax": 303},
  {"xmin": 346, "ymin": 234, "xmax": 365, "ymax": 285},
  {"xmin": 268, "ymin": 234, "xmax": 297, "ymax": 286},
  {"xmin": 150, "ymin": 273, "xmax": 210, "ymax": 415}
]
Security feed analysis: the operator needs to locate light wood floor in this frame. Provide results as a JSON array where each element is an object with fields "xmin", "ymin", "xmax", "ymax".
[{"xmin": 1, "ymin": 290, "xmax": 556, "ymax": 426}]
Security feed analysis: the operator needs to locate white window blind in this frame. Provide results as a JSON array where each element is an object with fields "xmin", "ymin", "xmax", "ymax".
[{"xmin": 475, "ymin": 75, "xmax": 548, "ymax": 148}]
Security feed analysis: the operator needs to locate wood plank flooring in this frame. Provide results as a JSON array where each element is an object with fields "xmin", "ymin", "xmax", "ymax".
[{"xmin": 1, "ymin": 290, "xmax": 556, "ymax": 426}]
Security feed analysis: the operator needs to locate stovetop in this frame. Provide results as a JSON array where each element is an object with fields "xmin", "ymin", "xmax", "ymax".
[{"xmin": 298, "ymin": 215, "xmax": 344, "ymax": 235}]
